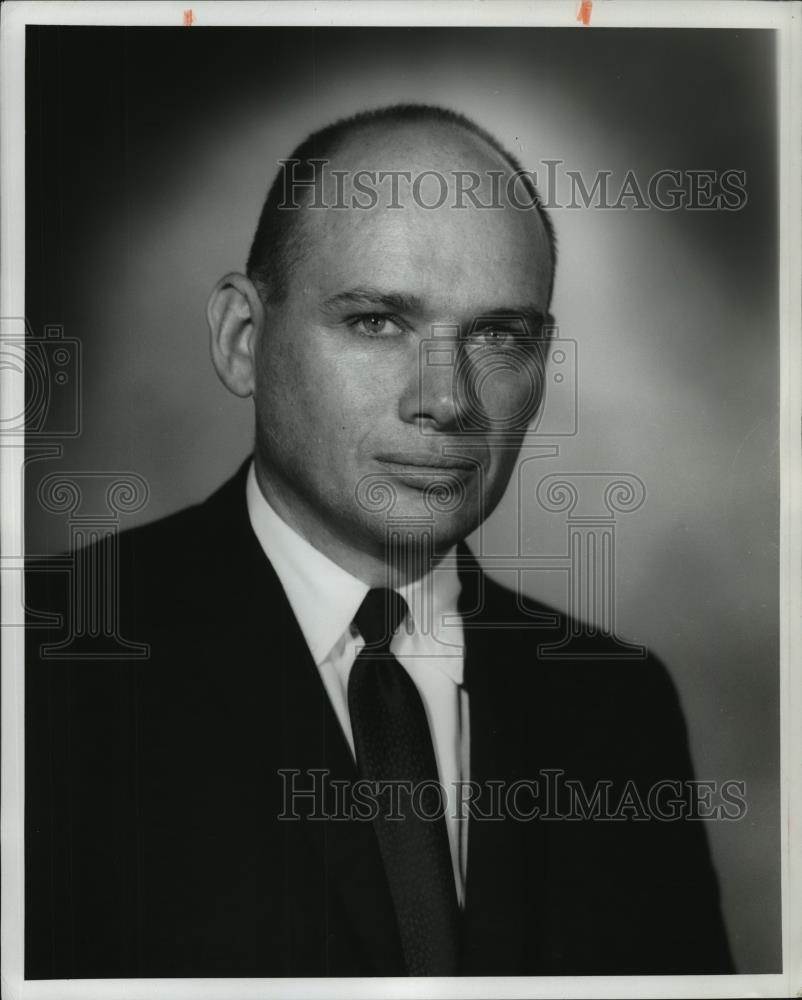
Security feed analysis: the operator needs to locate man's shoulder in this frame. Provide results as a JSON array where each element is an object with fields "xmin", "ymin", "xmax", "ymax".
[
  {"xmin": 26, "ymin": 461, "xmax": 254, "ymax": 623},
  {"xmin": 470, "ymin": 566, "xmax": 680, "ymax": 714},
  {"xmin": 118, "ymin": 497, "xmax": 206, "ymax": 558},
  {"xmin": 115, "ymin": 460, "xmax": 251, "ymax": 564}
]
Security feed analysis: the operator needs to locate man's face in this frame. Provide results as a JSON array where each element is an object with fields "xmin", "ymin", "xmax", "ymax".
[{"xmin": 252, "ymin": 122, "xmax": 552, "ymax": 569}]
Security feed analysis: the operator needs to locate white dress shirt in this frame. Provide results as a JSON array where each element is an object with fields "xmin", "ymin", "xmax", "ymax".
[{"xmin": 246, "ymin": 462, "xmax": 469, "ymax": 904}]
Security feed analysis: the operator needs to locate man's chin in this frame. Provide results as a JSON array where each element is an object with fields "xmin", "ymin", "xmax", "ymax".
[{"xmin": 360, "ymin": 495, "xmax": 483, "ymax": 556}]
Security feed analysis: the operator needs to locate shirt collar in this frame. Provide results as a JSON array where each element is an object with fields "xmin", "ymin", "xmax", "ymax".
[
  {"xmin": 246, "ymin": 461, "xmax": 463, "ymax": 680},
  {"xmin": 396, "ymin": 560, "xmax": 464, "ymax": 685}
]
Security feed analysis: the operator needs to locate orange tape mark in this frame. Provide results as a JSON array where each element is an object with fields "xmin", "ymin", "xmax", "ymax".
[
  {"xmin": 183, "ymin": 8, "xmax": 194, "ymax": 26},
  {"xmin": 576, "ymin": 0, "xmax": 592, "ymax": 25}
]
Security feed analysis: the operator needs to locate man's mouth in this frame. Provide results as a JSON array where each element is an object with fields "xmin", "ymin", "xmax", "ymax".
[
  {"xmin": 375, "ymin": 452, "xmax": 478, "ymax": 474},
  {"xmin": 373, "ymin": 453, "xmax": 479, "ymax": 493}
]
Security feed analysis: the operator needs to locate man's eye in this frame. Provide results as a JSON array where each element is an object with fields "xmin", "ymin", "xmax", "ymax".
[
  {"xmin": 349, "ymin": 314, "xmax": 404, "ymax": 337},
  {"xmin": 479, "ymin": 327, "xmax": 511, "ymax": 344},
  {"xmin": 468, "ymin": 325, "xmax": 526, "ymax": 348}
]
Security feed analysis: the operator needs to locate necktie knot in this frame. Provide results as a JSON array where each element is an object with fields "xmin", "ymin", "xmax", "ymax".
[{"xmin": 354, "ymin": 588, "xmax": 408, "ymax": 651}]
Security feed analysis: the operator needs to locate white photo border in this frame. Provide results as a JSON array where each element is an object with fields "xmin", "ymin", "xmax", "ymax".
[{"xmin": 1, "ymin": 2, "xmax": 800, "ymax": 999}]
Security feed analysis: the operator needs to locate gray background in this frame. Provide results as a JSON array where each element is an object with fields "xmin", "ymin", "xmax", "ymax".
[{"xmin": 26, "ymin": 26, "xmax": 779, "ymax": 971}]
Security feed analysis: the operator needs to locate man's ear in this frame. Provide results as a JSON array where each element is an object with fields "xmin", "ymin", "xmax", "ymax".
[{"xmin": 207, "ymin": 272, "xmax": 265, "ymax": 398}]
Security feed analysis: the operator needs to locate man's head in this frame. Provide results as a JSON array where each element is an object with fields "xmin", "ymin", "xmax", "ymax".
[{"xmin": 209, "ymin": 104, "xmax": 556, "ymax": 584}]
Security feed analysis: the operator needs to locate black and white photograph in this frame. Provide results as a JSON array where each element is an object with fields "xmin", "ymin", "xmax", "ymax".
[{"xmin": 1, "ymin": 2, "xmax": 800, "ymax": 998}]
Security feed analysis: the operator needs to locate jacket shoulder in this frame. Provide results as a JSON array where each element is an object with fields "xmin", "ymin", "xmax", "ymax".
[
  {"xmin": 26, "ymin": 461, "xmax": 254, "ymax": 632},
  {"xmin": 469, "ymin": 566, "xmax": 684, "ymax": 733}
]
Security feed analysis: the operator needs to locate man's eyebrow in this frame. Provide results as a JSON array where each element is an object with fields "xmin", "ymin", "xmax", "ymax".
[
  {"xmin": 471, "ymin": 306, "xmax": 549, "ymax": 331},
  {"xmin": 321, "ymin": 288, "xmax": 425, "ymax": 314}
]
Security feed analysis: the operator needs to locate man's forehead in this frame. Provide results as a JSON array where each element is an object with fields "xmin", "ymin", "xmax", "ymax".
[
  {"xmin": 325, "ymin": 207, "xmax": 544, "ymax": 278},
  {"xmin": 303, "ymin": 211, "xmax": 551, "ymax": 321},
  {"xmin": 305, "ymin": 160, "xmax": 552, "ymax": 304}
]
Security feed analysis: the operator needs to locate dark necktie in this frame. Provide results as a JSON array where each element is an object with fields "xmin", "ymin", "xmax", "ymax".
[{"xmin": 348, "ymin": 588, "xmax": 460, "ymax": 976}]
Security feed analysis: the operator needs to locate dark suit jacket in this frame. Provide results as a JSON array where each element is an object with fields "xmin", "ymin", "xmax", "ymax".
[{"xmin": 25, "ymin": 460, "xmax": 734, "ymax": 978}]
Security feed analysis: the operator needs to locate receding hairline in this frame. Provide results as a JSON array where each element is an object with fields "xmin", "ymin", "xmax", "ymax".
[
  {"xmin": 246, "ymin": 103, "xmax": 558, "ymax": 305},
  {"xmin": 309, "ymin": 113, "xmax": 521, "ymax": 173}
]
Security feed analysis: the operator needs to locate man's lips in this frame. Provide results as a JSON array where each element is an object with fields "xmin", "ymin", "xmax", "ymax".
[{"xmin": 375, "ymin": 452, "xmax": 479, "ymax": 473}]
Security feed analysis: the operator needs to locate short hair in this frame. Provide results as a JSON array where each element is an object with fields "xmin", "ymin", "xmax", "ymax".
[{"xmin": 246, "ymin": 103, "xmax": 557, "ymax": 307}]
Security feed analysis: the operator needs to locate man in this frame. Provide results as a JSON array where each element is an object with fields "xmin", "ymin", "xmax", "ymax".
[{"xmin": 25, "ymin": 105, "xmax": 734, "ymax": 978}]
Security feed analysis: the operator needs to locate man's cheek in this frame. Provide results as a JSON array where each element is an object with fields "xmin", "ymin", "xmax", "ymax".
[{"xmin": 473, "ymin": 367, "xmax": 541, "ymax": 430}]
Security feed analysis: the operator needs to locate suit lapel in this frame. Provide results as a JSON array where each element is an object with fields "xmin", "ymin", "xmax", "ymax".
[
  {"xmin": 203, "ymin": 462, "xmax": 405, "ymax": 974},
  {"xmin": 458, "ymin": 548, "xmax": 536, "ymax": 974}
]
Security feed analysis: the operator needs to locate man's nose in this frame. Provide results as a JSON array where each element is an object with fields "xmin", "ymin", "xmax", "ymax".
[{"xmin": 398, "ymin": 332, "xmax": 466, "ymax": 432}]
